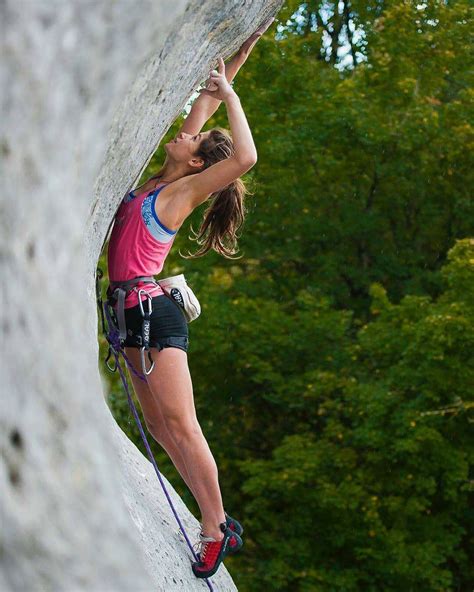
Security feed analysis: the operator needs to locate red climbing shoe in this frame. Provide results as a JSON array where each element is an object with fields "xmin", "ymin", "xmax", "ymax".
[
  {"xmin": 225, "ymin": 510, "xmax": 244, "ymax": 537},
  {"xmin": 196, "ymin": 513, "xmax": 243, "ymax": 560},
  {"xmin": 192, "ymin": 522, "xmax": 243, "ymax": 578}
]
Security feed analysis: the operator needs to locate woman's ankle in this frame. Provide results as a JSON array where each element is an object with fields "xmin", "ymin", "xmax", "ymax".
[
  {"xmin": 202, "ymin": 528, "xmax": 224, "ymax": 541},
  {"xmin": 201, "ymin": 516, "xmax": 226, "ymax": 540}
]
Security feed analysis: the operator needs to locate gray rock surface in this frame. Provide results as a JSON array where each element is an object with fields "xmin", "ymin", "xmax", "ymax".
[{"xmin": 1, "ymin": 0, "xmax": 282, "ymax": 590}]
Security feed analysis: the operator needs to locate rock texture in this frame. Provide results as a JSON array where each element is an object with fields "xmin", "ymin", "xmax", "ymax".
[{"xmin": 1, "ymin": 0, "xmax": 282, "ymax": 590}]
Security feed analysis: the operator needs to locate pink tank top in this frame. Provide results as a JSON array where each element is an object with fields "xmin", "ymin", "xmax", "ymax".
[{"xmin": 107, "ymin": 182, "xmax": 179, "ymax": 309}]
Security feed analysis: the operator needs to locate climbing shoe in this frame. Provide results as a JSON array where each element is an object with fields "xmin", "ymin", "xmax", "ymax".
[
  {"xmin": 225, "ymin": 510, "xmax": 244, "ymax": 537},
  {"xmin": 192, "ymin": 522, "xmax": 243, "ymax": 579},
  {"xmin": 197, "ymin": 512, "xmax": 243, "ymax": 558}
]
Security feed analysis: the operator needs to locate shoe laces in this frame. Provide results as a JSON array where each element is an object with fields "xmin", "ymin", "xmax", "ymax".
[{"xmin": 193, "ymin": 531, "xmax": 222, "ymax": 564}]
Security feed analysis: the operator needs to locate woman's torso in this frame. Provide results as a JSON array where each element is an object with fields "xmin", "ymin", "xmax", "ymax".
[{"xmin": 107, "ymin": 181, "xmax": 183, "ymax": 309}]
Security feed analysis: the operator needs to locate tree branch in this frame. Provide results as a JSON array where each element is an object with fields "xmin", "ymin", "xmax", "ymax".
[{"xmin": 343, "ymin": 1, "xmax": 358, "ymax": 68}]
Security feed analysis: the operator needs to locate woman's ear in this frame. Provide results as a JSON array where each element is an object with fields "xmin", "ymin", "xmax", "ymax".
[{"xmin": 189, "ymin": 156, "xmax": 205, "ymax": 170}]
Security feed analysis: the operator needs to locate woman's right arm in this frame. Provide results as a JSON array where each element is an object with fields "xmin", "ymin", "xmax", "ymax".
[{"xmin": 225, "ymin": 92, "xmax": 258, "ymax": 164}]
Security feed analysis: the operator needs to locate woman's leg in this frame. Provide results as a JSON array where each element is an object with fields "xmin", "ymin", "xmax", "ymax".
[
  {"xmin": 143, "ymin": 346, "xmax": 226, "ymax": 540},
  {"xmin": 123, "ymin": 347, "xmax": 198, "ymax": 501}
]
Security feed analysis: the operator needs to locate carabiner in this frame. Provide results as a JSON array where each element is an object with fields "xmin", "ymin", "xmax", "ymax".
[
  {"xmin": 105, "ymin": 345, "xmax": 118, "ymax": 372},
  {"xmin": 138, "ymin": 289, "xmax": 153, "ymax": 318},
  {"xmin": 140, "ymin": 347, "xmax": 155, "ymax": 376}
]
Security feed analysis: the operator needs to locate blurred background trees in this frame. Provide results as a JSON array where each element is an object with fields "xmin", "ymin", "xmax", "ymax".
[{"xmin": 97, "ymin": 1, "xmax": 473, "ymax": 589}]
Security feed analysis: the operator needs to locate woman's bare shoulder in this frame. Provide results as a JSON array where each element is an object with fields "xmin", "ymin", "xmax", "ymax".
[
  {"xmin": 154, "ymin": 176, "xmax": 204, "ymax": 231},
  {"xmin": 162, "ymin": 174, "xmax": 211, "ymax": 202}
]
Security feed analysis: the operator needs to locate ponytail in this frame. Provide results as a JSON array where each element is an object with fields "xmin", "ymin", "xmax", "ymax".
[{"xmin": 180, "ymin": 128, "xmax": 253, "ymax": 259}]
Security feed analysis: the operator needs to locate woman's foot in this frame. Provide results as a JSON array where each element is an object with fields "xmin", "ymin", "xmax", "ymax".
[
  {"xmin": 224, "ymin": 511, "xmax": 244, "ymax": 537},
  {"xmin": 197, "ymin": 512, "xmax": 244, "ymax": 559},
  {"xmin": 192, "ymin": 522, "xmax": 243, "ymax": 578}
]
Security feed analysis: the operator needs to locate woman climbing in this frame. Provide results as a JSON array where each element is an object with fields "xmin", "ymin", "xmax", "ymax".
[{"xmin": 106, "ymin": 18, "xmax": 274, "ymax": 579}]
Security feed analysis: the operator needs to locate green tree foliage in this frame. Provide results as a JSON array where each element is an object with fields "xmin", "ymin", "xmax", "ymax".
[
  {"xmin": 238, "ymin": 0, "xmax": 472, "ymax": 316},
  {"xmin": 97, "ymin": 2, "xmax": 473, "ymax": 589},
  {"xmin": 235, "ymin": 239, "xmax": 473, "ymax": 591}
]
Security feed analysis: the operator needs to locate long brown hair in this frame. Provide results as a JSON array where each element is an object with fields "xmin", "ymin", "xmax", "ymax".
[{"xmin": 181, "ymin": 127, "xmax": 253, "ymax": 259}]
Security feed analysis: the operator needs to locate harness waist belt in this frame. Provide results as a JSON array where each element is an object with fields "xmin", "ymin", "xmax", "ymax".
[{"xmin": 108, "ymin": 276, "xmax": 158, "ymax": 341}]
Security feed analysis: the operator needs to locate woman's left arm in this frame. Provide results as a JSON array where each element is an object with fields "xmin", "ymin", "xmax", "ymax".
[{"xmin": 177, "ymin": 17, "xmax": 274, "ymax": 137}]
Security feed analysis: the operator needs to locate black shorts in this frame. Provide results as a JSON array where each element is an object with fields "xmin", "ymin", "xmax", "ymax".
[{"xmin": 122, "ymin": 294, "xmax": 189, "ymax": 353}]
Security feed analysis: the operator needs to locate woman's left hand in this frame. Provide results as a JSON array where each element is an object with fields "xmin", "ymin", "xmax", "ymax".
[
  {"xmin": 238, "ymin": 16, "xmax": 275, "ymax": 57},
  {"xmin": 201, "ymin": 17, "xmax": 275, "ymax": 93}
]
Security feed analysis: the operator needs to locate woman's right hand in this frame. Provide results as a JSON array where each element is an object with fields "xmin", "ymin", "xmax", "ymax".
[{"xmin": 198, "ymin": 56, "xmax": 236, "ymax": 102}]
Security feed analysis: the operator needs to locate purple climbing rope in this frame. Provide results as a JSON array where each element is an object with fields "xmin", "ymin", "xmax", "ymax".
[{"xmin": 103, "ymin": 303, "xmax": 215, "ymax": 591}]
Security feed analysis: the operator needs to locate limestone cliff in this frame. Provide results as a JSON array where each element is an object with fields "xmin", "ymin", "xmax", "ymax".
[{"xmin": 1, "ymin": 0, "xmax": 282, "ymax": 590}]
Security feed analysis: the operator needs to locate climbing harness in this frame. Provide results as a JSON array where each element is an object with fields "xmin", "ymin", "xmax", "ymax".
[
  {"xmin": 102, "ymin": 271, "xmax": 201, "ymax": 372},
  {"xmin": 96, "ymin": 269, "xmax": 215, "ymax": 590},
  {"xmin": 105, "ymin": 274, "xmax": 157, "ymax": 375}
]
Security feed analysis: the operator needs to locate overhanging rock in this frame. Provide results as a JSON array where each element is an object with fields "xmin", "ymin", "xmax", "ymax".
[{"xmin": 1, "ymin": 0, "xmax": 283, "ymax": 590}]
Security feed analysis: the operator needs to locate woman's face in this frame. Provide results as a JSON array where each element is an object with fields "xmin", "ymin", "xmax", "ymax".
[{"xmin": 165, "ymin": 131, "xmax": 211, "ymax": 162}]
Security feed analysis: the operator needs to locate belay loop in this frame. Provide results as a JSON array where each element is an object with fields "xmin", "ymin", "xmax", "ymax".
[{"xmin": 95, "ymin": 268, "xmax": 215, "ymax": 591}]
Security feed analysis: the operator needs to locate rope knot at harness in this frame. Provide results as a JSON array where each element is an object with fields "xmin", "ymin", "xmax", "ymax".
[{"xmin": 107, "ymin": 328, "xmax": 122, "ymax": 351}]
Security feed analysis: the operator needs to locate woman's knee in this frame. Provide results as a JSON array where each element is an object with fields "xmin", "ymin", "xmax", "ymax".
[
  {"xmin": 144, "ymin": 418, "xmax": 166, "ymax": 443},
  {"xmin": 165, "ymin": 416, "xmax": 202, "ymax": 444}
]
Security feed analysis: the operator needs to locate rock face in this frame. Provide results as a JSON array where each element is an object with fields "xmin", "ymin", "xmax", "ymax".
[{"xmin": 1, "ymin": 0, "xmax": 282, "ymax": 590}]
